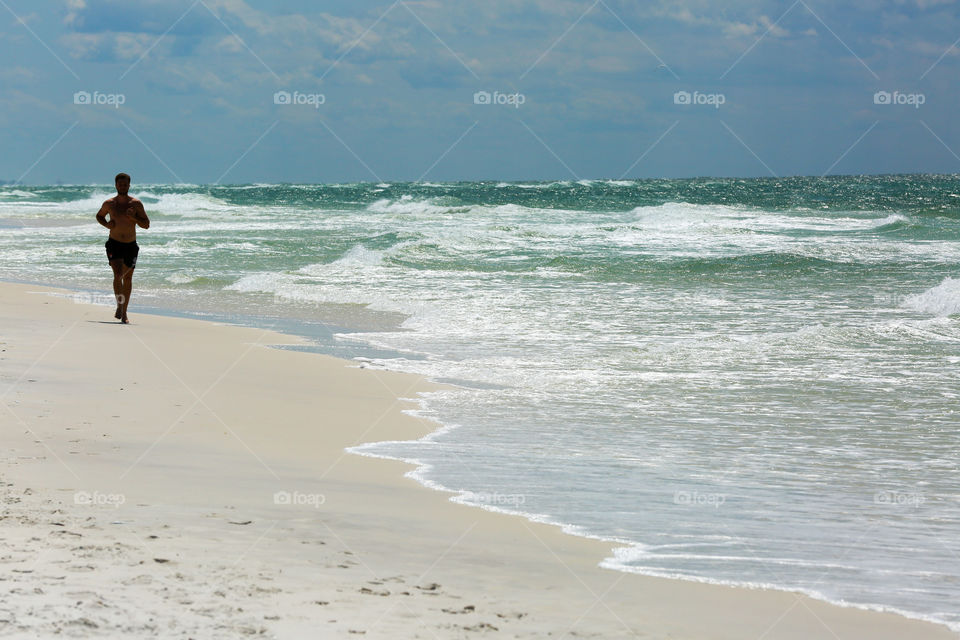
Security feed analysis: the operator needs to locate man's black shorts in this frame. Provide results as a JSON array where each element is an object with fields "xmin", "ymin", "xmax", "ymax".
[{"xmin": 105, "ymin": 238, "xmax": 139, "ymax": 268}]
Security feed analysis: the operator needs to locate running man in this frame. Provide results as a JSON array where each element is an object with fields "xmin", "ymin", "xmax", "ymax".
[{"xmin": 96, "ymin": 172, "xmax": 150, "ymax": 324}]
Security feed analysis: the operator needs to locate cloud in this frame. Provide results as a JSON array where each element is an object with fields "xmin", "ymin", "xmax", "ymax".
[
  {"xmin": 652, "ymin": 5, "xmax": 796, "ymax": 40},
  {"xmin": 757, "ymin": 15, "xmax": 789, "ymax": 38},
  {"xmin": 204, "ymin": 0, "xmax": 388, "ymax": 54},
  {"xmin": 0, "ymin": 66, "xmax": 36, "ymax": 81},
  {"xmin": 2, "ymin": 0, "xmax": 957, "ymax": 181},
  {"xmin": 911, "ymin": 0, "xmax": 954, "ymax": 8},
  {"xmin": 910, "ymin": 39, "xmax": 960, "ymax": 57},
  {"xmin": 61, "ymin": 31, "xmax": 166, "ymax": 62},
  {"xmin": 214, "ymin": 34, "xmax": 245, "ymax": 55},
  {"xmin": 723, "ymin": 21, "xmax": 759, "ymax": 38},
  {"xmin": 60, "ymin": 32, "xmax": 107, "ymax": 60},
  {"xmin": 65, "ymin": 0, "xmax": 216, "ymax": 35},
  {"xmin": 64, "ymin": 0, "xmax": 86, "ymax": 27},
  {"xmin": 60, "ymin": 0, "xmax": 211, "ymax": 63}
]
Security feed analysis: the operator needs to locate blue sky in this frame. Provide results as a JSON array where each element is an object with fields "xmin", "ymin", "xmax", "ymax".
[{"xmin": 1, "ymin": 0, "xmax": 958, "ymax": 183}]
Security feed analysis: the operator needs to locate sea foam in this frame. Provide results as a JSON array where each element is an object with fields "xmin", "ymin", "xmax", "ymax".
[{"xmin": 903, "ymin": 278, "xmax": 960, "ymax": 316}]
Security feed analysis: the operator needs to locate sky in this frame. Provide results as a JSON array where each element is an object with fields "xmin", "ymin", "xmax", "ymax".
[{"xmin": 1, "ymin": 0, "xmax": 958, "ymax": 183}]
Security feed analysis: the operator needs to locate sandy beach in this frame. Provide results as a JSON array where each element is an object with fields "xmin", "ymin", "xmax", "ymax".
[{"xmin": 0, "ymin": 280, "xmax": 954, "ymax": 639}]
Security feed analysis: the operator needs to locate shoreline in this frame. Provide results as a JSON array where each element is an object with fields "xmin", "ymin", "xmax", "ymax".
[
  {"xmin": 351, "ymin": 444, "xmax": 960, "ymax": 634},
  {"xmin": 1, "ymin": 280, "xmax": 955, "ymax": 638}
]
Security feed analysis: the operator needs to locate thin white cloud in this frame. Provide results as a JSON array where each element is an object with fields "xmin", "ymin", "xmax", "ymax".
[
  {"xmin": 112, "ymin": 32, "xmax": 156, "ymax": 60},
  {"xmin": 214, "ymin": 34, "xmax": 245, "ymax": 54},
  {"xmin": 60, "ymin": 32, "xmax": 106, "ymax": 59},
  {"xmin": 757, "ymin": 14, "xmax": 789, "ymax": 38},
  {"xmin": 64, "ymin": 0, "xmax": 86, "ymax": 27},
  {"xmin": 0, "ymin": 66, "xmax": 36, "ymax": 81},
  {"xmin": 60, "ymin": 30, "xmax": 167, "ymax": 62}
]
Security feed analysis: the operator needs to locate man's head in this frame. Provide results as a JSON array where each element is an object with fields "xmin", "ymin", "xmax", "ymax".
[{"xmin": 115, "ymin": 172, "xmax": 130, "ymax": 195}]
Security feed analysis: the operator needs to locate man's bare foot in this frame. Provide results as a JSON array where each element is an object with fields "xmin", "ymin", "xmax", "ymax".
[
  {"xmin": 120, "ymin": 315, "xmax": 130, "ymax": 324},
  {"xmin": 115, "ymin": 307, "xmax": 122, "ymax": 319}
]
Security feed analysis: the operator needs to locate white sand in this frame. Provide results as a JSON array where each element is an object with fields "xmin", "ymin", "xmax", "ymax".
[{"xmin": 1, "ymin": 282, "xmax": 954, "ymax": 638}]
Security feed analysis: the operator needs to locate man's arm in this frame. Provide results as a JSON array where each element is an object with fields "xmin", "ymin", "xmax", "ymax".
[
  {"xmin": 95, "ymin": 203, "xmax": 115, "ymax": 229},
  {"xmin": 131, "ymin": 201, "xmax": 150, "ymax": 229}
]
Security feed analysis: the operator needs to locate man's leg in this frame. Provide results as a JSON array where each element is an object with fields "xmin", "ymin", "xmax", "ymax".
[
  {"xmin": 120, "ymin": 264, "xmax": 134, "ymax": 323},
  {"xmin": 109, "ymin": 259, "xmax": 125, "ymax": 319}
]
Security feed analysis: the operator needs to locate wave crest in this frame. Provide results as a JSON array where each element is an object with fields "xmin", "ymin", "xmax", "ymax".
[{"xmin": 903, "ymin": 278, "xmax": 960, "ymax": 316}]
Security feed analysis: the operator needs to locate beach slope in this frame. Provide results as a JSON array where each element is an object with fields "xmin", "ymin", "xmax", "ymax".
[{"xmin": 0, "ymin": 282, "xmax": 953, "ymax": 638}]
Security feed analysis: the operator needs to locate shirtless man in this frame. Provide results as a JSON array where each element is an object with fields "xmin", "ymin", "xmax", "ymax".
[{"xmin": 96, "ymin": 173, "xmax": 150, "ymax": 324}]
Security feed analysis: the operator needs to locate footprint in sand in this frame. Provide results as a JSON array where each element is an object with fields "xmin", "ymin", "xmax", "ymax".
[
  {"xmin": 66, "ymin": 564, "xmax": 96, "ymax": 572},
  {"xmin": 247, "ymin": 586, "xmax": 282, "ymax": 596},
  {"xmin": 495, "ymin": 611, "xmax": 527, "ymax": 620},
  {"xmin": 442, "ymin": 605, "xmax": 476, "ymax": 615},
  {"xmin": 64, "ymin": 618, "xmax": 99, "ymax": 630}
]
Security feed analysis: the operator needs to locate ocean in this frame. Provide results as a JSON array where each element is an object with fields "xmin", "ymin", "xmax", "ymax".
[{"xmin": 2, "ymin": 176, "xmax": 958, "ymax": 630}]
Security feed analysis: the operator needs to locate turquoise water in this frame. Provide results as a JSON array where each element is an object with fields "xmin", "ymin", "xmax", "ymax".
[{"xmin": 2, "ymin": 177, "xmax": 959, "ymax": 630}]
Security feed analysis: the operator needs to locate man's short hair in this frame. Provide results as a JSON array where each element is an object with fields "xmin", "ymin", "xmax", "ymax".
[{"xmin": 115, "ymin": 172, "xmax": 131, "ymax": 183}]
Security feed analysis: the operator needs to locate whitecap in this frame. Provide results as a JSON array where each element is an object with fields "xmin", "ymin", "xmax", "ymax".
[{"xmin": 902, "ymin": 278, "xmax": 960, "ymax": 317}]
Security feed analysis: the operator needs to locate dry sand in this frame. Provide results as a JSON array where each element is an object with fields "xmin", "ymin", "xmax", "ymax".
[{"xmin": 1, "ymin": 281, "xmax": 954, "ymax": 638}]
